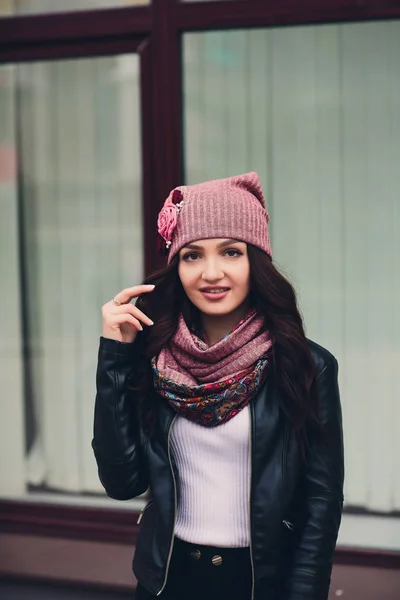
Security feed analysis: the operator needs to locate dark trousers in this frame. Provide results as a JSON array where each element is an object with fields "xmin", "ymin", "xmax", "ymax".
[{"xmin": 135, "ymin": 536, "xmax": 252, "ymax": 600}]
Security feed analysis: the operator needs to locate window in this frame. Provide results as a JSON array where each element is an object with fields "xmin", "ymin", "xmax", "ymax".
[
  {"xmin": 183, "ymin": 22, "xmax": 400, "ymax": 512},
  {"xmin": 0, "ymin": 54, "xmax": 143, "ymax": 497}
]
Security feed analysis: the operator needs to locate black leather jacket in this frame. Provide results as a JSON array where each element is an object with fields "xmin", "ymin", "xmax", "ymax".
[{"xmin": 92, "ymin": 337, "xmax": 344, "ymax": 600}]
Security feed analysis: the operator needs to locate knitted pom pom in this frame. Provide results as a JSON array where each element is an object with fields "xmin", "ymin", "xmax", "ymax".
[{"xmin": 156, "ymin": 189, "xmax": 185, "ymax": 256}]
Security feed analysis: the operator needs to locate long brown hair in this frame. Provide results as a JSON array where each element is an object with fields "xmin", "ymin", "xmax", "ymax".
[{"xmin": 131, "ymin": 244, "xmax": 319, "ymax": 448}]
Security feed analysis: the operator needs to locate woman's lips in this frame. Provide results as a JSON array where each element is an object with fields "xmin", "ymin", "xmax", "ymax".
[{"xmin": 200, "ymin": 289, "xmax": 230, "ymax": 301}]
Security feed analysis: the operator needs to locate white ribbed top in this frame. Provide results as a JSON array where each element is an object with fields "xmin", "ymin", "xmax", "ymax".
[{"xmin": 170, "ymin": 405, "xmax": 250, "ymax": 547}]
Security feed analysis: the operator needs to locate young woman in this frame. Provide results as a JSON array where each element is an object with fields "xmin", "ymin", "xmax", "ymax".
[{"xmin": 92, "ymin": 172, "xmax": 344, "ymax": 600}]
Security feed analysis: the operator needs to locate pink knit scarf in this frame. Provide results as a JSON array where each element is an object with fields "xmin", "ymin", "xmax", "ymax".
[{"xmin": 151, "ymin": 308, "xmax": 273, "ymax": 427}]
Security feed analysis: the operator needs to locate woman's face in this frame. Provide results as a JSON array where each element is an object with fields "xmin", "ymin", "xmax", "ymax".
[{"xmin": 178, "ymin": 238, "xmax": 251, "ymax": 317}]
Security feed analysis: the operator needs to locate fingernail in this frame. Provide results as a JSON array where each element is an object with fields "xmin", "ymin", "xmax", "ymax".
[{"xmin": 149, "ymin": 320, "xmax": 154, "ymax": 326}]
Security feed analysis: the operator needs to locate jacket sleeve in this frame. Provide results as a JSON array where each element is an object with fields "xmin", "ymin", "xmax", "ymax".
[
  {"xmin": 284, "ymin": 358, "xmax": 344, "ymax": 600},
  {"xmin": 91, "ymin": 336, "xmax": 149, "ymax": 500}
]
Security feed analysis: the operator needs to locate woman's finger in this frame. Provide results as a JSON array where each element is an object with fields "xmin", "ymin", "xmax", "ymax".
[
  {"xmin": 113, "ymin": 284, "xmax": 155, "ymax": 306},
  {"xmin": 112, "ymin": 303, "xmax": 154, "ymax": 327},
  {"xmin": 114, "ymin": 314, "xmax": 143, "ymax": 331}
]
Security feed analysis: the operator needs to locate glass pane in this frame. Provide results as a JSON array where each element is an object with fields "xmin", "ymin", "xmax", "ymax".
[
  {"xmin": 0, "ymin": 0, "xmax": 149, "ymax": 17},
  {"xmin": 0, "ymin": 64, "xmax": 26, "ymax": 496},
  {"xmin": 183, "ymin": 23, "xmax": 400, "ymax": 521},
  {"xmin": 0, "ymin": 53, "xmax": 143, "ymax": 497}
]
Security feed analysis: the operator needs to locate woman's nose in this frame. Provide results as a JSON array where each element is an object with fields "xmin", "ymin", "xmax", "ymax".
[{"xmin": 201, "ymin": 260, "xmax": 224, "ymax": 282}]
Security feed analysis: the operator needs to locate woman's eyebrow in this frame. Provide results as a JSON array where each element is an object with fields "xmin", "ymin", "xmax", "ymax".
[{"xmin": 183, "ymin": 239, "xmax": 240, "ymax": 251}]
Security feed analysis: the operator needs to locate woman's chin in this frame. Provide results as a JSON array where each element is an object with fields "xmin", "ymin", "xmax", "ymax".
[{"xmin": 195, "ymin": 299, "xmax": 239, "ymax": 317}]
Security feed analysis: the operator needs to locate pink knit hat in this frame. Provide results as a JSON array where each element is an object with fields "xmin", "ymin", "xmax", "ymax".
[{"xmin": 157, "ymin": 172, "xmax": 272, "ymax": 264}]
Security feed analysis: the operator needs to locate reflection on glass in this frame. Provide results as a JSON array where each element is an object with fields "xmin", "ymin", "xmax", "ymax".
[
  {"xmin": 0, "ymin": 54, "xmax": 143, "ymax": 496},
  {"xmin": 0, "ymin": 0, "xmax": 149, "ymax": 17}
]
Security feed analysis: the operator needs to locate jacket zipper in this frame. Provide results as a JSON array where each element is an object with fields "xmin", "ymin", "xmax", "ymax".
[
  {"xmin": 249, "ymin": 403, "xmax": 255, "ymax": 600},
  {"xmin": 157, "ymin": 413, "xmax": 178, "ymax": 596},
  {"xmin": 136, "ymin": 498, "xmax": 154, "ymax": 525}
]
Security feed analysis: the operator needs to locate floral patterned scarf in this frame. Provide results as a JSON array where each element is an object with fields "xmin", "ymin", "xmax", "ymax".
[{"xmin": 151, "ymin": 308, "xmax": 273, "ymax": 427}]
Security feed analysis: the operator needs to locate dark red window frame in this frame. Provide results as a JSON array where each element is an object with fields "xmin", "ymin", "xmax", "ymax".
[{"xmin": 0, "ymin": 0, "xmax": 399, "ymax": 571}]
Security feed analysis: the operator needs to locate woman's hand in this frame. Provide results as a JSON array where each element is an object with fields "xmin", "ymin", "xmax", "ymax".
[{"xmin": 101, "ymin": 285, "xmax": 155, "ymax": 344}]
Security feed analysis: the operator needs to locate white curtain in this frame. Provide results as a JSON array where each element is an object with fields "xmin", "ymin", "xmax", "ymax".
[
  {"xmin": 0, "ymin": 54, "xmax": 143, "ymax": 495},
  {"xmin": 0, "ymin": 65, "xmax": 26, "ymax": 496},
  {"xmin": 183, "ymin": 21, "xmax": 400, "ymax": 513}
]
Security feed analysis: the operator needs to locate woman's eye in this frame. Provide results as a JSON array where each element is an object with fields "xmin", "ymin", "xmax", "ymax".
[
  {"xmin": 183, "ymin": 253, "xmax": 198, "ymax": 261},
  {"xmin": 182, "ymin": 249, "xmax": 242, "ymax": 261}
]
